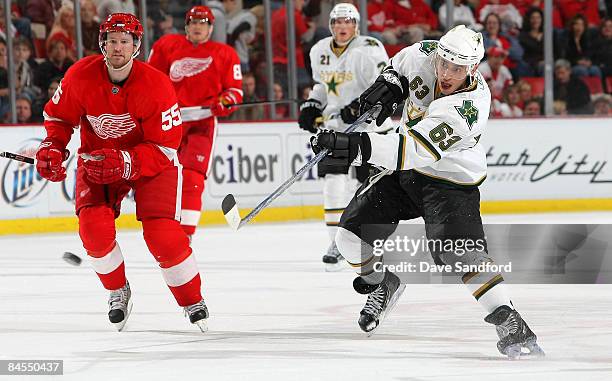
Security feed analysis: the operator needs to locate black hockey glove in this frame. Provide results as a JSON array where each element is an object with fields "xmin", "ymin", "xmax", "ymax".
[
  {"xmin": 310, "ymin": 130, "xmax": 371, "ymax": 167},
  {"xmin": 340, "ymin": 98, "xmax": 360, "ymax": 124},
  {"xmin": 298, "ymin": 99, "xmax": 323, "ymax": 133},
  {"xmin": 359, "ymin": 67, "xmax": 409, "ymax": 126}
]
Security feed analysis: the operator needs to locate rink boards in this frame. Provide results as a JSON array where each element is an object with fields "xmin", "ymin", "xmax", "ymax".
[{"xmin": 1, "ymin": 117, "xmax": 611, "ymax": 234}]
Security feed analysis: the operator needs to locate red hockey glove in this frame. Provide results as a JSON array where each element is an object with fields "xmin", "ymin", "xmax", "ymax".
[
  {"xmin": 36, "ymin": 138, "xmax": 69, "ymax": 182},
  {"xmin": 210, "ymin": 91, "xmax": 239, "ymax": 117},
  {"xmin": 82, "ymin": 148, "xmax": 141, "ymax": 184}
]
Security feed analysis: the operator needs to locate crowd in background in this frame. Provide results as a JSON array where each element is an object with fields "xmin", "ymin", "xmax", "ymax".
[{"xmin": 1, "ymin": 0, "xmax": 612, "ymax": 124}]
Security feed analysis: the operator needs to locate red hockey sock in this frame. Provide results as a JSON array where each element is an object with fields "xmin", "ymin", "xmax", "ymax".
[
  {"xmin": 180, "ymin": 168, "xmax": 206, "ymax": 235},
  {"xmin": 142, "ymin": 218, "xmax": 203, "ymax": 306},
  {"xmin": 79, "ymin": 206, "xmax": 126, "ymax": 290}
]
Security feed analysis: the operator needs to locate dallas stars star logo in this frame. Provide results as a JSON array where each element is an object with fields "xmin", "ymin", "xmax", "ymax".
[
  {"xmin": 325, "ymin": 74, "xmax": 341, "ymax": 96},
  {"xmin": 455, "ymin": 100, "xmax": 479, "ymax": 129}
]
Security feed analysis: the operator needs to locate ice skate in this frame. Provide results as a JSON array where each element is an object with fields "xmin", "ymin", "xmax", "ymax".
[
  {"xmin": 354, "ymin": 271, "xmax": 405, "ymax": 335},
  {"xmin": 322, "ymin": 242, "xmax": 345, "ymax": 272},
  {"xmin": 485, "ymin": 305, "xmax": 545, "ymax": 360},
  {"xmin": 184, "ymin": 299, "xmax": 209, "ymax": 332},
  {"xmin": 108, "ymin": 281, "xmax": 132, "ymax": 332}
]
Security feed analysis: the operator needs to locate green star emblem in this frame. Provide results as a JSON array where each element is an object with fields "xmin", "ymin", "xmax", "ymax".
[
  {"xmin": 326, "ymin": 74, "xmax": 340, "ymax": 96},
  {"xmin": 455, "ymin": 100, "xmax": 479, "ymax": 129},
  {"xmin": 365, "ymin": 38, "xmax": 379, "ymax": 47},
  {"xmin": 419, "ymin": 41, "xmax": 438, "ymax": 55}
]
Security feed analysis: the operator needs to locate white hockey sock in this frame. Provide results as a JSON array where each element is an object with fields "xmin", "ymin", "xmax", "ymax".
[
  {"xmin": 462, "ymin": 271, "xmax": 512, "ymax": 313},
  {"xmin": 336, "ymin": 227, "xmax": 384, "ymax": 285},
  {"xmin": 323, "ymin": 173, "xmax": 358, "ymax": 242}
]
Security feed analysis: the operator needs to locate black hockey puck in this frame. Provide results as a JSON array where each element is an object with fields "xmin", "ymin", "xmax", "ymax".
[{"xmin": 62, "ymin": 252, "xmax": 82, "ymax": 266}]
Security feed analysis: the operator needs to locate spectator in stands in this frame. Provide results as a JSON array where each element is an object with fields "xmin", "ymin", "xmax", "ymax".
[
  {"xmin": 558, "ymin": 0, "xmax": 600, "ymax": 29},
  {"xmin": 0, "ymin": 38, "xmax": 9, "ymax": 120},
  {"xmin": 272, "ymin": 0, "xmax": 315, "ymax": 92},
  {"xmin": 593, "ymin": 18, "xmax": 612, "ymax": 78},
  {"xmin": 383, "ymin": 0, "xmax": 439, "ymax": 46},
  {"xmin": 482, "ymin": 12, "xmax": 525, "ymax": 78},
  {"xmin": 477, "ymin": 0, "xmax": 522, "ymax": 34},
  {"xmin": 225, "ymin": 0, "xmax": 257, "ymax": 72},
  {"xmin": 564, "ymin": 14, "xmax": 602, "ymax": 78},
  {"xmin": 0, "ymin": 3, "xmax": 17, "ymax": 41},
  {"xmin": 97, "ymin": 0, "xmax": 136, "ymax": 22},
  {"xmin": 516, "ymin": 79, "xmax": 534, "ymax": 105},
  {"xmin": 272, "ymin": 81, "xmax": 289, "ymax": 118},
  {"xmin": 367, "ymin": 0, "xmax": 393, "ymax": 43},
  {"xmin": 553, "ymin": 100, "xmax": 567, "ymax": 115},
  {"xmin": 592, "ymin": 94, "xmax": 612, "ymax": 116},
  {"xmin": 208, "ymin": 0, "xmax": 228, "ymax": 43},
  {"xmin": 15, "ymin": 95, "xmax": 34, "ymax": 123},
  {"xmin": 495, "ymin": 84, "xmax": 523, "ymax": 117},
  {"xmin": 554, "ymin": 58, "xmax": 593, "ymax": 114},
  {"xmin": 438, "ymin": 0, "xmax": 479, "ymax": 31},
  {"xmin": 479, "ymin": 46, "xmax": 513, "ymax": 100},
  {"xmin": 513, "ymin": 0, "xmax": 563, "ymax": 29},
  {"xmin": 523, "ymin": 98, "xmax": 542, "ymax": 116},
  {"xmin": 230, "ymin": 72, "xmax": 264, "ymax": 121},
  {"xmin": 32, "ymin": 75, "xmax": 61, "ymax": 121},
  {"xmin": 81, "ymin": 0, "xmax": 100, "ymax": 56},
  {"xmin": 300, "ymin": 84, "xmax": 312, "ymax": 102},
  {"xmin": 13, "ymin": 36, "xmax": 41, "ymax": 103},
  {"xmin": 46, "ymin": 4, "xmax": 76, "ymax": 62},
  {"xmin": 2, "ymin": 2, "xmax": 32, "ymax": 40},
  {"xmin": 34, "ymin": 39, "xmax": 73, "ymax": 91},
  {"xmin": 26, "ymin": 0, "xmax": 61, "ymax": 35},
  {"xmin": 518, "ymin": 7, "xmax": 544, "ymax": 76}
]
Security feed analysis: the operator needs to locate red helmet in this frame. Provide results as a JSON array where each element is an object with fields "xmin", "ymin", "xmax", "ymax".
[
  {"xmin": 185, "ymin": 6, "xmax": 214, "ymax": 25},
  {"xmin": 99, "ymin": 13, "xmax": 144, "ymax": 40}
]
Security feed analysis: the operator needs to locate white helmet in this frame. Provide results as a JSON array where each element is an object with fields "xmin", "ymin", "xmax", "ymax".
[
  {"xmin": 329, "ymin": 3, "xmax": 360, "ymax": 40},
  {"xmin": 436, "ymin": 25, "xmax": 484, "ymax": 69}
]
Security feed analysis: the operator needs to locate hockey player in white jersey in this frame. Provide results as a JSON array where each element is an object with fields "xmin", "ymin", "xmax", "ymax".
[
  {"xmin": 298, "ymin": 3, "xmax": 392, "ymax": 271},
  {"xmin": 311, "ymin": 25, "xmax": 544, "ymax": 359}
]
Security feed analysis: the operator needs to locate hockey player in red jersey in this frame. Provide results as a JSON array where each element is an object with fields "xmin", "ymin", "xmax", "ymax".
[
  {"xmin": 35, "ymin": 13, "xmax": 209, "ymax": 332},
  {"xmin": 148, "ymin": 5, "xmax": 243, "ymax": 238}
]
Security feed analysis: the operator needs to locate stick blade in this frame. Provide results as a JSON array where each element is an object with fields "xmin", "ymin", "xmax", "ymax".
[{"xmin": 221, "ymin": 194, "xmax": 242, "ymax": 230}]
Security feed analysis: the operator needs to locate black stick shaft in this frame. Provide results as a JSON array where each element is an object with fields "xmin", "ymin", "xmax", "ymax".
[
  {"xmin": 181, "ymin": 99, "xmax": 298, "ymax": 112},
  {"xmin": 0, "ymin": 151, "xmax": 34, "ymax": 164}
]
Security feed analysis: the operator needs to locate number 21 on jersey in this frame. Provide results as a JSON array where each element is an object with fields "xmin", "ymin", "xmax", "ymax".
[{"xmin": 161, "ymin": 103, "xmax": 182, "ymax": 131}]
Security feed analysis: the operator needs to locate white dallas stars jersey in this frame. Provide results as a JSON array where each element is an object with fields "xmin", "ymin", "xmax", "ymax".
[
  {"xmin": 367, "ymin": 40, "xmax": 491, "ymax": 186},
  {"xmin": 308, "ymin": 35, "xmax": 393, "ymax": 132}
]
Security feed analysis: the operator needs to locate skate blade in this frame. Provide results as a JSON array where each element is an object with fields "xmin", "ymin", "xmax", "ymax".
[
  {"xmin": 505, "ymin": 340, "xmax": 545, "ymax": 360},
  {"xmin": 366, "ymin": 284, "xmax": 406, "ymax": 337},
  {"xmin": 194, "ymin": 318, "xmax": 208, "ymax": 333},
  {"xmin": 113, "ymin": 299, "xmax": 133, "ymax": 332}
]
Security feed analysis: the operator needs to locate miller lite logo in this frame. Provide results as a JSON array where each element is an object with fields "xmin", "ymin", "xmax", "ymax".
[
  {"xmin": 170, "ymin": 57, "xmax": 213, "ymax": 82},
  {"xmin": 86, "ymin": 113, "xmax": 136, "ymax": 139}
]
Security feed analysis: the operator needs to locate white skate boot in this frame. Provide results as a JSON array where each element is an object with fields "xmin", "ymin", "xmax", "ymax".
[
  {"xmin": 108, "ymin": 281, "xmax": 132, "ymax": 331},
  {"xmin": 184, "ymin": 299, "xmax": 209, "ymax": 332}
]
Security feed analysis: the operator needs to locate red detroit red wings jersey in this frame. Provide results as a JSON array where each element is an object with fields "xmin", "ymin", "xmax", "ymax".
[
  {"xmin": 148, "ymin": 35, "xmax": 243, "ymax": 107},
  {"xmin": 43, "ymin": 55, "xmax": 183, "ymax": 178}
]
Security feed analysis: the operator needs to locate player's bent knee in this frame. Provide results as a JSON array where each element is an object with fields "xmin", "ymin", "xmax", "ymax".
[
  {"xmin": 336, "ymin": 227, "xmax": 364, "ymax": 263},
  {"xmin": 142, "ymin": 218, "xmax": 191, "ymax": 265},
  {"xmin": 78, "ymin": 206, "xmax": 116, "ymax": 254},
  {"xmin": 433, "ymin": 250, "xmax": 492, "ymax": 268}
]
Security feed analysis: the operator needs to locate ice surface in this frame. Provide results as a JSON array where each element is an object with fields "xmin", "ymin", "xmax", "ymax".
[{"xmin": 1, "ymin": 212, "xmax": 611, "ymax": 380}]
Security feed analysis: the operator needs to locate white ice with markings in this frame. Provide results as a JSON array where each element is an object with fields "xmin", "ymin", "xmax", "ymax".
[{"xmin": 1, "ymin": 212, "xmax": 611, "ymax": 380}]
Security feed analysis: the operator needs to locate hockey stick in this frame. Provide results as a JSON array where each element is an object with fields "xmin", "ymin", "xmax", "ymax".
[
  {"xmin": 0, "ymin": 151, "xmax": 34, "ymax": 164},
  {"xmin": 180, "ymin": 99, "xmax": 298, "ymax": 122},
  {"xmin": 221, "ymin": 104, "xmax": 381, "ymax": 231}
]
